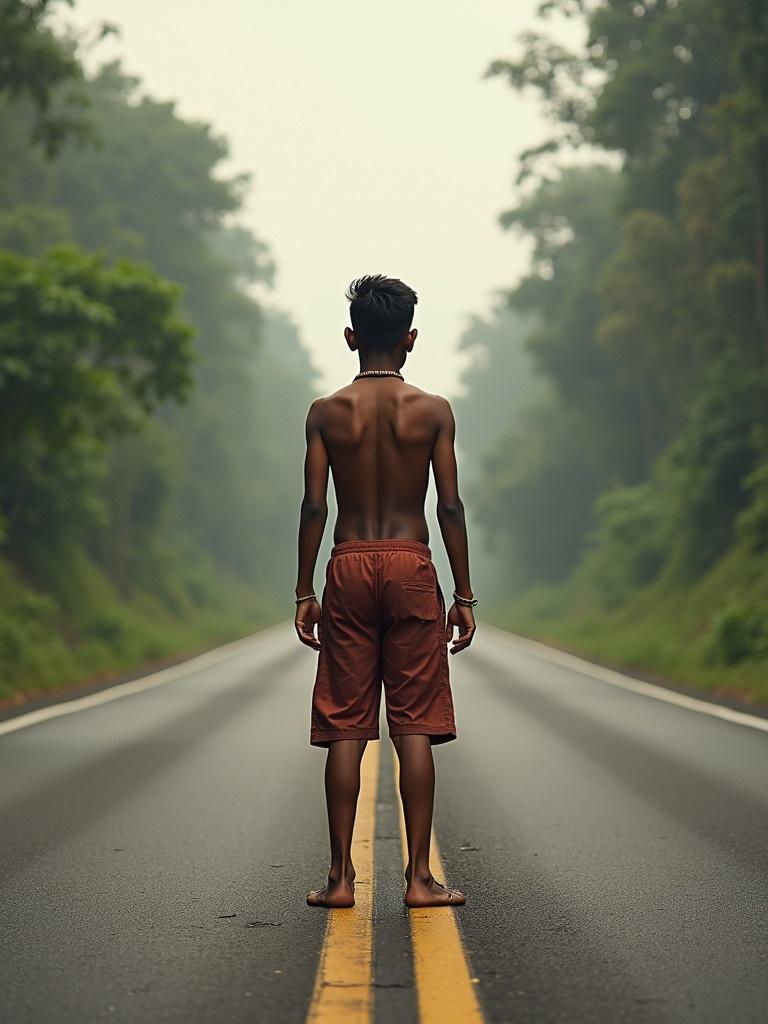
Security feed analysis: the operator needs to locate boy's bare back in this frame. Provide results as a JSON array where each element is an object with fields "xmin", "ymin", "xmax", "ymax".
[{"xmin": 307, "ymin": 378, "xmax": 456, "ymax": 545}]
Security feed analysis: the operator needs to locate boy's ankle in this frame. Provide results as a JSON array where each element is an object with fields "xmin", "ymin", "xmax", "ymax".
[
  {"xmin": 405, "ymin": 868, "xmax": 433, "ymax": 886},
  {"xmin": 328, "ymin": 866, "xmax": 355, "ymax": 885}
]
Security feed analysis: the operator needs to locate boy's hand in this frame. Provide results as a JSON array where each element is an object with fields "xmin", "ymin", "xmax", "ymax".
[
  {"xmin": 445, "ymin": 602, "xmax": 476, "ymax": 654},
  {"xmin": 295, "ymin": 598, "xmax": 322, "ymax": 651}
]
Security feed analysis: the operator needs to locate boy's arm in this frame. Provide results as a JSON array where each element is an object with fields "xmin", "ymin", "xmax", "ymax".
[
  {"xmin": 295, "ymin": 399, "xmax": 328, "ymax": 648},
  {"xmin": 431, "ymin": 397, "xmax": 476, "ymax": 653}
]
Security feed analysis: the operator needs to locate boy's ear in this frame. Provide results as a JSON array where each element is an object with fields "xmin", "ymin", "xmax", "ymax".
[
  {"xmin": 344, "ymin": 327, "xmax": 356, "ymax": 351},
  {"xmin": 406, "ymin": 328, "xmax": 417, "ymax": 351}
]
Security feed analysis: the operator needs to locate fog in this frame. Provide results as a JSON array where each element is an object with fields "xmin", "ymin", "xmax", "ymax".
[{"xmin": 69, "ymin": 0, "xmax": 583, "ymax": 397}]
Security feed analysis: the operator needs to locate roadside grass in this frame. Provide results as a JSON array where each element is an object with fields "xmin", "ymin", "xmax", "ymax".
[
  {"xmin": 0, "ymin": 550, "xmax": 284, "ymax": 705},
  {"xmin": 488, "ymin": 542, "xmax": 768, "ymax": 707}
]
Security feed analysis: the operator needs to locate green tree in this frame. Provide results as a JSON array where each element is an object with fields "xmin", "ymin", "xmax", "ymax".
[
  {"xmin": 710, "ymin": 0, "xmax": 768, "ymax": 360},
  {"xmin": 0, "ymin": 0, "xmax": 94, "ymax": 155},
  {"xmin": 0, "ymin": 244, "xmax": 193, "ymax": 549},
  {"xmin": 470, "ymin": 399, "xmax": 604, "ymax": 585},
  {"xmin": 452, "ymin": 305, "xmax": 545, "ymax": 465},
  {"xmin": 656, "ymin": 354, "xmax": 768, "ymax": 575},
  {"xmin": 0, "ymin": 244, "xmax": 192, "ymax": 454},
  {"xmin": 504, "ymin": 165, "xmax": 651, "ymax": 479},
  {"xmin": 486, "ymin": 0, "xmax": 731, "ymax": 208}
]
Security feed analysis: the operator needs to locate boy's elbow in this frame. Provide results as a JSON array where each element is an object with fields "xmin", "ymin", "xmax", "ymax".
[
  {"xmin": 301, "ymin": 497, "xmax": 327, "ymax": 518},
  {"xmin": 437, "ymin": 498, "xmax": 464, "ymax": 517}
]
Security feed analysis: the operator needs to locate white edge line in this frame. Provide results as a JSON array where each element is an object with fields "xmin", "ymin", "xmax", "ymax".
[
  {"xmin": 480, "ymin": 622, "xmax": 768, "ymax": 735},
  {"xmin": 0, "ymin": 620, "xmax": 293, "ymax": 739}
]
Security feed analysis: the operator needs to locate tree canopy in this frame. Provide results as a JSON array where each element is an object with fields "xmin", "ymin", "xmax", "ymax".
[{"xmin": 462, "ymin": 0, "xmax": 768, "ymax": 608}]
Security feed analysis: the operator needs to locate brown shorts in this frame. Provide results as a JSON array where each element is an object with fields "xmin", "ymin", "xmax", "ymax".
[{"xmin": 310, "ymin": 539, "xmax": 456, "ymax": 747}]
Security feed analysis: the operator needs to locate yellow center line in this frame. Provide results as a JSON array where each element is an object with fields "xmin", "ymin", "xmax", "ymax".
[
  {"xmin": 394, "ymin": 757, "xmax": 485, "ymax": 1024},
  {"xmin": 305, "ymin": 741, "xmax": 379, "ymax": 1023}
]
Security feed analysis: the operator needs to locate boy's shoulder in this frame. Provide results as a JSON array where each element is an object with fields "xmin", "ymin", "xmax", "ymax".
[{"xmin": 309, "ymin": 382, "xmax": 452, "ymax": 408}]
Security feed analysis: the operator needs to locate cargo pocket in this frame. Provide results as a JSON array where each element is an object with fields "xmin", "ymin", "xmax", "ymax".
[{"xmin": 400, "ymin": 580, "xmax": 440, "ymax": 621}]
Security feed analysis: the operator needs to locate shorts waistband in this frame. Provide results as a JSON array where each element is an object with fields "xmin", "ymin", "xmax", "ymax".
[{"xmin": 331, "ymin": 538, "xmax": 432, "ymax": 558}]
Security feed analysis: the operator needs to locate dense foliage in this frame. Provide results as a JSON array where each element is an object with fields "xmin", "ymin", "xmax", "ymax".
[
  {"xmin": 0, "ymin": 1, "xmax": 318, "ymax": 697},
  {"xmin": 459, "ymin": 0, "xmax": 768, "ymax": 689}
]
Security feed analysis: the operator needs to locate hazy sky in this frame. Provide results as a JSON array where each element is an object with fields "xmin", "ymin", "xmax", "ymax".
[{"xmin": 69, "ymin": 1, "xmax": 582, "ymax": 398}]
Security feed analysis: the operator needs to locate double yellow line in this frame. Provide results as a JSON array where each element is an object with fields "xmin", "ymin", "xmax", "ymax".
[{"xmin": 306, "ymin": 745, "xmax": 484, "ymax": 1023}]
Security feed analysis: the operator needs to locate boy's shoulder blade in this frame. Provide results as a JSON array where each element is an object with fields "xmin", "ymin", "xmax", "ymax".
[
  {"xmin": 397, "ymin": 383, "xmax": 452, "ymax": 410},
  {"xmin": 416, "ymin": 389, "xmax": 452, "ymax": 413}
]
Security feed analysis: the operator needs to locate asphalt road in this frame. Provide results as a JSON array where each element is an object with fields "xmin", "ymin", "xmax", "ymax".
[{"xmin": 1, "ymin": 620, "xmax": 767, "ymax": 1023}]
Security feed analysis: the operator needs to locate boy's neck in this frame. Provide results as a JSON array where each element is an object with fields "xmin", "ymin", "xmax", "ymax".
[{"xmin": 358, "ymin": 355, "xmax": 403, "ymax": 373}]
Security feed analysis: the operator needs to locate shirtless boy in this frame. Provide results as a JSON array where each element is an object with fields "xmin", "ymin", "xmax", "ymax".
[{"xmin": 294, "ymin": 274, "xmax": 476, "ymax": 909}]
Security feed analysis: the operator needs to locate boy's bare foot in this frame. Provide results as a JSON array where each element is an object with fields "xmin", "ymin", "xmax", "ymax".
[
  {"xmin": 306, "ymin": 875, "xmax": 356, "ymax": 908},
  {"xmin": 404, "ymin": 873, "xmax": 466, "ymax": 908}
]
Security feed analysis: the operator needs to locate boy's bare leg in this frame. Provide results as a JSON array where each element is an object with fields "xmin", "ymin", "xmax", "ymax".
[
  {"xmin": 307, "ymin": 738, "xmax": 368, "ymax": 908},
  {"xmin": 392, "ymin": 734, "xmax": 466, "ymax": 907}
]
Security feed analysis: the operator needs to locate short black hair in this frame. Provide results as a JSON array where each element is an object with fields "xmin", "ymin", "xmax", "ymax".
[{"xmin": 345, "ymin": 274, "xmax": 418, "ymax": 350}]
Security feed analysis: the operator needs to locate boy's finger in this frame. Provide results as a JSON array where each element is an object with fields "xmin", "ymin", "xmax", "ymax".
[
  {"xmin": 296, "ymin": 622, "xmax": 321, "ymax": 650},
  {"xmin": 450, "ymin": 627, "xmax": 475, "ymax": 654},
  {"xmin": 444, "ymin": 620, "xmax": 453, "ymax": 644}
]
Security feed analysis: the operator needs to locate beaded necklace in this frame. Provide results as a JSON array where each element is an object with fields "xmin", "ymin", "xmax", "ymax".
[{"xmin": 353, "ymin": 369, "xmax": 404, "ymax": 381}]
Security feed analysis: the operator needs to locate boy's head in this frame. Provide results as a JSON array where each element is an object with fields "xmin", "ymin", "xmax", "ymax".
[{"xmin": 344, "ymin": 274, "xmax": 418, "ymax": 355}]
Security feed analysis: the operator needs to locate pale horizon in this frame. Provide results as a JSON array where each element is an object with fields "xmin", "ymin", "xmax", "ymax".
[{"xmin": 67, "ymin": 0, "xmax": 584, "ymax": 399}]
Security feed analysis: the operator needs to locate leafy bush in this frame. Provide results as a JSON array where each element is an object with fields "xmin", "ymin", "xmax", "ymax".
[
  {"xmin": 738, "ymin": 461, "xmax": 768, "ymax": 553},
  {"xmin": 88, "ymin": 607, "xmax": 130, "ymax": 647},
  {"xmin": 657, "ymin": 357, "xmax": 768, "ymax": 578},
  {"xmin": 704, "ymin": 602, "xmax": 768, "ymax": 665},
  {"xmin": 14, "ymin": 589, "xmax": 58, "ymax": 621},
  {"xmin": 0, "ymin": 582, "xmax": 74, "ymax": 697},
  {"xmin": 579, "ymin": 483, "xmax": 668, "ymax": 607},
  {"xmin": 736, "ymin": 427, "xmax": 768, "ymax": 553}
]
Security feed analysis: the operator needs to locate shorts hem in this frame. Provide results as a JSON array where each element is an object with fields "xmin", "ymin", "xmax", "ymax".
[
  {"xmin": 310, "ymin": 728, "xmax": 380, "ymax": 748},
  {"xmin": 388, "ymin": 724, "xmax": 457, "ymax": 745}
]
